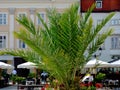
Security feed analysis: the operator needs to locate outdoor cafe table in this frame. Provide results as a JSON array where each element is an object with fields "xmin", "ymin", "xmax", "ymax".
[{"xmin": 17, "ymin": 84, "xmax": 44, "ymax": 90}]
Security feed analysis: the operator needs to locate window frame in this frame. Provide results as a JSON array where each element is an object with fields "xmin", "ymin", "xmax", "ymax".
[
  {"xmin": 17, "ymin": 12, "xmax": 27, "ymax": 19},
  {"xmin": 0, "ymin": 12, "xmax": 8, "ymax": 25},
  {"xmin": 111, "ymin": 19, "xmax": 120, "ymax": 25},
  {"xmin": 96, "ymin": 0, "xmax": 102, "ymax": 9},
  {"xmin": 0, "ymin": 34, "xmax": 8, "ymax": 49},
  {"xmin": 17, "ymin": 12, "xmax": 27, "ymax": 24},
  {"xmin": 17, "ymin": 39, "xmax": 27, "ymax": 49},
  {"xmin": 36, "ymin": 12, "xmax": 46, "ymax": 25},
  {"xmin": 111, "ymin": 35, "xmax": 120, "ymax": 49}
]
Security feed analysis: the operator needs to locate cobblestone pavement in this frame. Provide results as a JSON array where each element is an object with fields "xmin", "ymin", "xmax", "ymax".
[
  {"xmin": 0, "ymin": 86, "xmax": 120, "ymax": 90},
  {"xmin": 97, "ymin": 87, "xmax": 120, "ymax": 90},
  {"xmin": 0, "ymin": 85, "xmax": 17, "ymax": 90}
]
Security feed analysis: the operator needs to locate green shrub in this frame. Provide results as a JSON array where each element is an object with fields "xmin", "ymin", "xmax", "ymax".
[
  {"xmin": 28, "ymin": 73, "xmax": 36, "ymax": 78},
  {"xmin": 10, "ymin": 75, "xmax": 25, "ymax": 83},
  {"xmin": 94, "ymin": 73, "xmax": 106, "ymax": 83}
]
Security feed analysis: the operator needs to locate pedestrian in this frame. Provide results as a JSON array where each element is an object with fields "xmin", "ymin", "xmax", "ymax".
[
  {"xmin": 12, "ymin": 69, "xmax": 17, "ymax": 75},
  {"xmin": 41, "ymin": 71, "xmax": 48, "ymax": 84}
]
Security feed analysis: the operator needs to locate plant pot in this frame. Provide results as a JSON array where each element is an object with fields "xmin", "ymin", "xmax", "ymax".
[{"xmin": 95, "ymin": 83, "xmax": 103, "ymax": 89}]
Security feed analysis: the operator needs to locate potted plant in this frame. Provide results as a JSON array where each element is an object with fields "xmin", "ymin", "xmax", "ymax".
[
  {"xmin": 10, "ymin": 75, "xmax": 26, "ymax": 84},
  {"xmin": 94, "ymin": 73, "xmax": 106, "ymax": 83},
  {"xmin": 94, "ymin": 73, "xmax": 106, "ymax": 88},
  {"xmin": 28, "ymin": 73, "xmax": 36, "ymax": 79},
  {"xmin": 15, "ymin": 76, "xmax": 26, "ymax": 84},
  {"xmin": 10, "ymin": 75, "xmax": 17, "ymax": 84}
]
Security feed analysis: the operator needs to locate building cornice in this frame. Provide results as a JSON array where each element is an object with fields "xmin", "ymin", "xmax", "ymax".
[
  {"xmin": 0, "ymin": 0, "xmax": 76, "ymax": 3},
  {"xmin": 0, "ymin": 0, "xmax": 77, "ymax": 8}
]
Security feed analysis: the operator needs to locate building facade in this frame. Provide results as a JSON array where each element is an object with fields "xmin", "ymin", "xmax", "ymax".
[
  {"xmin": 81, "ymin": 0, "xmax": 120, "ymax": 12},
  {"xmin": 0, "ymin": 0, "xmax": 78, "ymax": 75},
  {"xmin": 81, "ymin": 0, "xmax": 120, "ymax": 62}
]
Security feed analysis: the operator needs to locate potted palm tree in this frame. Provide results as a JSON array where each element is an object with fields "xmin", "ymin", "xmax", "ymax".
[{"xmin": 0, "ymin": 2, "xmax": 115, "ymax": 90}]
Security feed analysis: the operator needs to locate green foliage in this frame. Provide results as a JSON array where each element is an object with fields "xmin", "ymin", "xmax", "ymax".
[
  {"xmin": 94, "ymin": 73, "xmax": 106, "ymax": 83},
  {"xmin": 15, "ymin": 76, "xmax": 25, "ymax": 83},
  {"xmin": 10, "ymin": 75, "xmax": 16, "ymax": 82},
  {"xmin": 28, "ymin": 73, "xmax": 36, "ymax": 78},
  {"xmin": 81, "ymin": 86, "xmax": 96, "ymax": 90},
  {"xmin": 0, "ymin": 2, "xmax": 115, "ymax": 90},
  {"xmin": 10, "ymin": 75, "xmax": 25, "ymax": 83}
]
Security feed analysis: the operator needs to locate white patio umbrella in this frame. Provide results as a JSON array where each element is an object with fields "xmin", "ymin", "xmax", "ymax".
[
  {"xmin": 110, "ymin": 59, "xmax": 120, "ymax": 67},
  {"xmin": 85, "ymin": 59, "xmax": 110, "ymax": 68},
  {"xmin": 0, "ymin": 61, "xmax": 14, "ymax": 69},
  {"xmin": 17, "ymin": 62, "xmax": 37, "ymax": 69}
]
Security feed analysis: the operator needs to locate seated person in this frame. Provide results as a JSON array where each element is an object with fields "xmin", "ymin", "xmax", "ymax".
[
  {"xmin": 36, "ymin": 76, "xmax": 41, "ymax": 85},
  {"xmin": 26, "ymin": 76, "xmax": 35, "ymax": 85}
]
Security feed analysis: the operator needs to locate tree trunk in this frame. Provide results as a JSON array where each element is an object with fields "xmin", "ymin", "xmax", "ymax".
[{"xmin": 59, "ymin": 77, "xmax": 81, "ymax": 90}]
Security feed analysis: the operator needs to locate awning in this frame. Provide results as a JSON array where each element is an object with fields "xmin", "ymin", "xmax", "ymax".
[{"xmin": 0, "ymin": 55, "xmax": 14, "ymax": 60}]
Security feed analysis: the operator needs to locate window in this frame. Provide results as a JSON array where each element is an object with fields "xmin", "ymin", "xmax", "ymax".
[
  {"xmin": 19, "ymin": 13, "xmax": 26, "ymax": 18},
  {"xmin": 111, "ymin": 36, "xmax": 120, "ymax": 49},
  {"xmin": 17, "ymin": 12, "xmax": 26, "ymax": 24},
  {"xmin": 118, "ymin": 19, "xmax": 120, "ymax": 24},
  {"xmin": 0, "ymin": 36, "xmax": 6, "ymax": 48},
  {"xmin": 37, "ymin": 12, "xmax": 46, "ymax": 25},
  {"xmin": 18, "ymin": 13, "xmax": 26, "ymax": 20},
  {"xmin": 111, "ymin": 19, "xmax": 120, "ymax": 25},
  {"xmin": 18, "ymin": 40, "xmax": 27, "ymax": 48},
  {"xmin": 111, "ymin": 20, "xmax": 115, "ymax": 25},
  {"xmin": 0, "ymin": 13, "xmax": 8, "ymax": 25},
  {"xmin": 96, "ymin": 0, "xmax": 102, "ymax": 8}
]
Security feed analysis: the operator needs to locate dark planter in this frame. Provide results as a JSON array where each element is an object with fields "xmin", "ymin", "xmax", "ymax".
[{"xmin": 0, "ymin": 80, "xmax": 5, "ymax": 88}]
